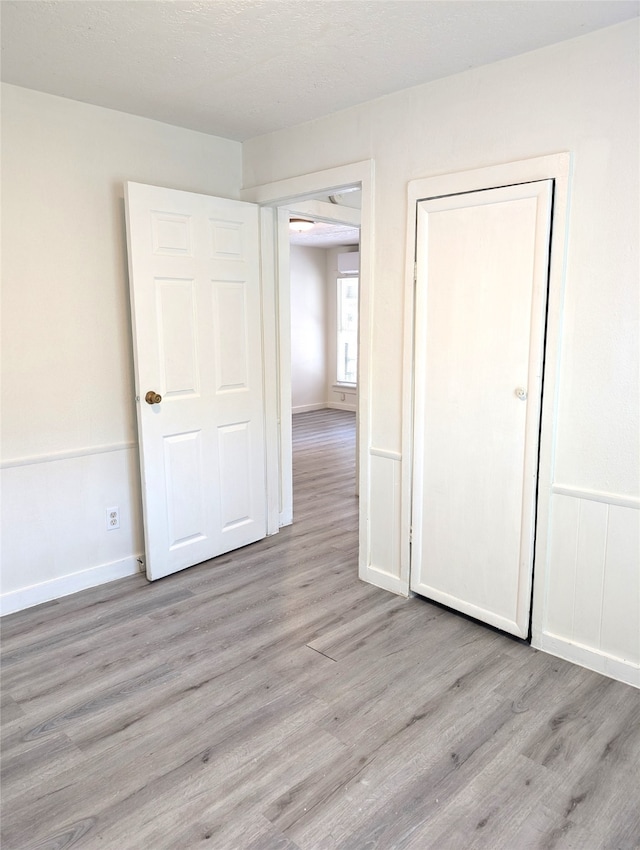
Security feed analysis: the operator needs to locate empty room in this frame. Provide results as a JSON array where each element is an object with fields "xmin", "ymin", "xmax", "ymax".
[{"xmin": 1, "ymin": 2, "xmax": 639, "ymax": 848}]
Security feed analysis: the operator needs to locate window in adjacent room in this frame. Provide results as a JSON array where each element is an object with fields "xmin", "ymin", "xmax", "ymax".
[{"xmin": 336, "ymin": 276, "xmax": 358, "ymax": 384}]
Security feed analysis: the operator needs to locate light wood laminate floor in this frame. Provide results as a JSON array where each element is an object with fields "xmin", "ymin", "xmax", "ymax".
[{"xmin": 2, "ymin": 409, "xmax": 639, "ymax": 849}]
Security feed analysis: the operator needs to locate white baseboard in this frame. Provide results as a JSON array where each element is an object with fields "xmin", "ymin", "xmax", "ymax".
[
  {"xmin": 292, "ymin": 403, "xmax": 327, "ymax": 414},
  {"xmin": 535, "ymin": 631, "xmax": 640, "ymax": 689},
  {"xmin": 327, "ymin": 401, "xmax": 357, "ymax": 412},
  {"xmin": 0, "ymin": 555, "xmax": 143, "ymax": 616}
]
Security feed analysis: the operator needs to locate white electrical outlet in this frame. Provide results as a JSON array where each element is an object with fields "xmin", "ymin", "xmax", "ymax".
[{"xmin": 106, "ymin": 507, "xmax": 120, "ymax": 530}]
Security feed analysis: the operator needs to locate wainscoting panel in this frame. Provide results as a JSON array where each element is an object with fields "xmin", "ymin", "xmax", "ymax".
[
  {"xmin": 363, "ymin": 449, "xmax": 404, "ymax": 594},
  {"xmin": 1, "ymin": 446, "xmax": 144, "ymax": 614},
  {"xmin": 541, "ymin": 490, "xmax": 639, "ymax": 687},
  {"xmin": 601, "ymin": 504, "xmax": 640, "ymax": 667}
]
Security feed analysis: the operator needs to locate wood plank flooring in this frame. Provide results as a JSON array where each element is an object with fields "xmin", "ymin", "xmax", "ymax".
[{"xmin": 2, "ymin": 408, "xmax": 639, "ymax": 849}]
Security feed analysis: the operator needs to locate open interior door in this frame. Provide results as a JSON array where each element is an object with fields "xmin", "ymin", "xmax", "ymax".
[{"xmin": 125, "ymin": 182, "xmax": 267, "ymax": 580}]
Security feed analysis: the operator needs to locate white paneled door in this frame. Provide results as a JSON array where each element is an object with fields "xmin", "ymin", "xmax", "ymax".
[
  {"xmin": 411, "ymin": 181, "xmax": 553, "ymax": 637},
  {"xmin": 125, "ymin": 183, "xmax": 267, "ymax": 580}
]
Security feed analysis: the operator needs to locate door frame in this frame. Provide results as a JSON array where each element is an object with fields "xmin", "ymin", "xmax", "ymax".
[
  {"xmin": 241, "ymin": 160, "xmax": 374, "ymax": 573},
  {"xmin": 401, "ymin": 152, "xmax": 572, "ymax": 644}
]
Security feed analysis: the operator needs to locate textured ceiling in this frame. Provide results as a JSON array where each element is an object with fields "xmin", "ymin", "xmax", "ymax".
[{"xmin": 1, "ymin": 1, "xmax": 638, "ymax": 141}]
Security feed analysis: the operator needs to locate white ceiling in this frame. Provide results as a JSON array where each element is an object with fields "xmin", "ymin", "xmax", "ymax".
[
  {"xmin": 1, "ymin": 1, "xmax": 637, "ymax": 142},
  {"xmin": 289, "ymin": 221, "xmax": 360, "ymax": 249},
  {"xmin": 288, "ymin": 193, "xmax": 361, "ymax": 247}
]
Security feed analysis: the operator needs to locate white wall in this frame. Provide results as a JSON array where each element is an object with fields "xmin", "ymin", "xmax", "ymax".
[
  {"xmin": 243, "ymin": 21, "xmax": 640, "ymax": 685},
  {"xmin": 289, "ymin": 245, "xmax": 327, "ymax": 413},
  {"xmin": 1, "ymin": 84, "xmax": 243, "ymax": 613}
]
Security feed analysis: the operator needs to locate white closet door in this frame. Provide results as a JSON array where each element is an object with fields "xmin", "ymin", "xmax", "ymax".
[
  {"xmin": 411, "ymin": 180, "xmax": 553, "ymax": 637},
  {"xmin": 125, "ymin": 182, "xmax": 267, "ymax": 581}
]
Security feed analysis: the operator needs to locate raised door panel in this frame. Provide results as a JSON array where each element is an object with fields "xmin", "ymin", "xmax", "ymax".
[
  {"xmin": 213, "ymin": 281, "xmax": 249, "ymax": 393},
  {"xmin": 163, "ymin": 430, "xmax": 207, "ymax": 550},
  {"xmin": 155, "ymin": 278, "xmax": 200, "ymax": 398}
]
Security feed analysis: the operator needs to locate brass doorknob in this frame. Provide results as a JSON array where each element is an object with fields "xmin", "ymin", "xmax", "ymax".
[{"xmin": 145, "ymin": 391, "xmax": 162, "ymax": 405}]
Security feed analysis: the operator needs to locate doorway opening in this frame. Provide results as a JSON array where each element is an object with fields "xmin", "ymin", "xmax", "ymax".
[
  {"xmin": 285, "ymin": 191, "xmax": 361, "ymax": 532},
  {"xmin": 240, "ymin": 159, "xmax": 373, "ymax": 585},
  {"xmin": 288, "ymin": 195, "xmax": 360, "ymax": 419}
]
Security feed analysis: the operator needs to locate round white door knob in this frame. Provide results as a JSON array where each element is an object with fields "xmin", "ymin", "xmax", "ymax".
[{"xmin": 515, "ymin": 387, "xmax": 528, "ymax": 400}]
